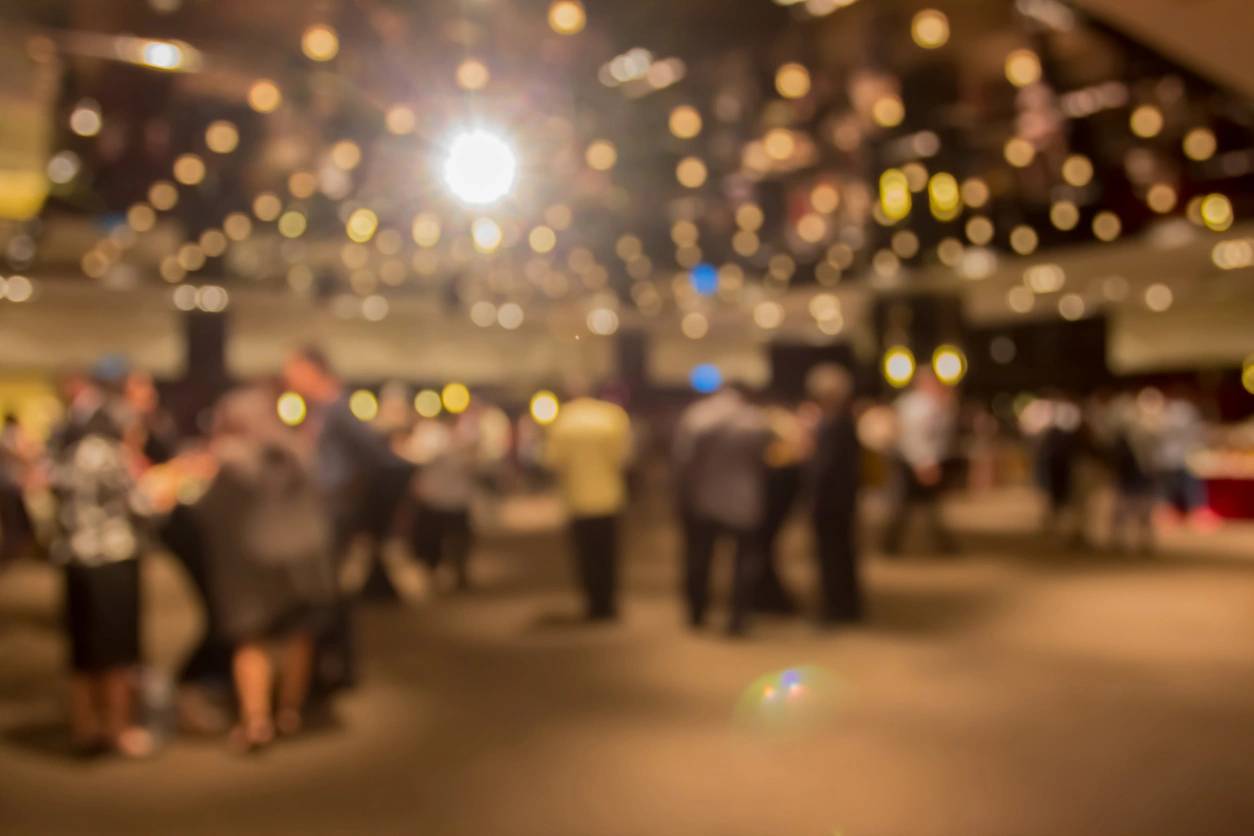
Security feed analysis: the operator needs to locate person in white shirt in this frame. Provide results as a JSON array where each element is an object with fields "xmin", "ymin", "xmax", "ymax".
[{"xmin": 882, "ymin": 369, "xmax": 958, "ymax": 555}]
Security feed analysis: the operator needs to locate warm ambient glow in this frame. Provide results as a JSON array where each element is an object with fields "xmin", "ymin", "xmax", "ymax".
[{"xmin": 442, "ymin": 129, "xmax": 517, "ymax": 205}]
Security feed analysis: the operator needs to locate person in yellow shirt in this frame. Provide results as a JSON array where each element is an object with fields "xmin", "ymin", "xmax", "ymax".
[{"xmin": 544, "ymin": 391, "xmax": 633, "ymax": 621}]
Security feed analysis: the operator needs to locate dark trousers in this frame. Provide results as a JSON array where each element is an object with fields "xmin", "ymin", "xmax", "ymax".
[
  {"xmin": 757, "ymin": 467, "xmax": 801, "ymax": 612},
  {"xmin": 413, "ymin": 504, "xmax": 473, "ymax": 588},
  {"xmin": 814, "ymin": 508, "xmax": 862, "ymax": 622},
  {"xmin": 570, "ymin": 515, "xmax": 619, "ymax": 620},
  {"xmin": 313, "ymin": 519, "xmax": 357, "ymax": 696},
  {"xmin": 161, "ymin": 505, "xmax": 232, "ymax": 687},
  {"xmin": 882, "ymin": 458, "xmax": 956, "ymax": 554},
  {"xmin": 683, "ymin": 514, "xmax": 762, "ymax": 634}
]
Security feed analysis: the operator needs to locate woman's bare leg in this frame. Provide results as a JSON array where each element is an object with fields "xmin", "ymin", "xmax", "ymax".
[
  {"xmin": 276, "ymin": 632, "xmax": 314, "ymax": 735},
  {"xmin": 232, "ymin": 643, "xmax": 274, "ymax": 747},
  {"xmin": 102, "ymin": 667, "xmax": 153, "ymax": 757},
  {"xmin": 69, "ymin": 674, "xmax": 100, "ymax": 747}
]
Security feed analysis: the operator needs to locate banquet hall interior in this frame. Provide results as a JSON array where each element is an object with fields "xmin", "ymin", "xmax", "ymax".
[{"xmin": 1, "ymin": 0, "xmax": 1253, "ymax": 834}]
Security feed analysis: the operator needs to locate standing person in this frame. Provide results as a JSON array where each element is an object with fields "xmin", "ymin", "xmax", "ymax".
[
  {"xmin": 282, "ymin": 347, "xmax": 408, "ymax": 694},
  {"xmin": 407, "ymin": 412, "xmax": 479, "ymax": 590},
  {"xmin": 191, "ymin": 387, "xmax": 336, "ymax": 751},
  {"xmin": 1030, "ymin": 396, "xmax": 1091, "ymax": 547},
  {"xmin": 125, "ymin": 370, "xmax": 179, "ymax": 466},
  {"xmin": 1105, "ymin": 395, "xmax": 1157, "ymax": 554},
  {"xmin": 544, "ymin": 388, "xmax": 632, "ymax": 621},
  {"xmin": 0, "ymin": 414, "xmax": 36, "ymax": 567},
  {"xmin": 47, "ymin": 359, "xmax": 154, "ymax": 758},
  {"xmin": 882, "ymin": 369, "xmax": 959, "ymax": 555},
  {"xmin": 806, "ymin": 365, "xmax": 864, "ymax": 625},
  {"xmin": 673, "ymin": 386, "xmax": 772, "ymax": 637},
  {"xmin": 1155, "ymin": 392, "xmax": 1208, "ymax": 526},
  {"xmin": 755, "ymin": 404, "xmax": 808, "ymax": 615}
]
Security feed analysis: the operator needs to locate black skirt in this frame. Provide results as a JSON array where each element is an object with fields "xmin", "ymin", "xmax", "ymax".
[{"xmin": 64, "ymin": 560, "xmax": 141, "ymax": 672}]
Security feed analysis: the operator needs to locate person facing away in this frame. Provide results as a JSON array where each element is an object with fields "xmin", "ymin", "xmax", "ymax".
[
  {"xmin": 193, "ymin": 385, "xmax": 337, "ymax": 751},
  {"xmin": 806, "ymin": 364, "xmax": 864, "ymax": 625},
  {"xmin": 673, "ymin": 385, "xmax": 772, "ymax": 636},
  {"xmin": 281, "ymin": 346, "xmax": 409, "ymax": 693},
  {"xmin": 408, "ymin": 411, "xmax": 480, "ymax": 589},
  {"xmin": 882, "ymin": 368, "xmax": 959, "ymax": 555},
  {"xmin": 544, "ymin": 387, "xmax": 632, "ymax": 621},
  {"xmin": 47, "ymin": 357, "xmax": 155, "ymax": 758}
]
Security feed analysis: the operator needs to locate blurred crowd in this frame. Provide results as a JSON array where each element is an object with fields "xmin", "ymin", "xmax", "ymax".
[{"xmin": 0, "ymin": 348, "xmax": 1224, "ymax": 761}]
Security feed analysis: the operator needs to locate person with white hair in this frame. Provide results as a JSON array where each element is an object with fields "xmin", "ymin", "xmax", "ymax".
[{"xmin": 806, "ymin": 364, "xmax": 864, "ymax": 624}]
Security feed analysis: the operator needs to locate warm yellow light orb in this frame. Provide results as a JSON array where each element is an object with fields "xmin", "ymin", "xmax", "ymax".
[
  {"xmin": 414, "ymin": 389, "xmax": 442, "ymax": 418},
  {"xmin": 775, "ymin": 63, "xmax": 811, "ymax": 99},
  {"xmin": 1005, "ymin": 49, "xmax": 1041, "ymax": 87},
  {"xmin": 586, "ymin": 139, "xmax": 618, "ymax": 171},
  {"xmin": 301, "ymin": 25, "xmax": 339, "ymax": 62},
  {"xmin": 669, "ymin": 105, "xmax": 703, "ymax": 139},
  {"xmin": 548, "ymin": 0, "xmax": 586, "ymax": 35},
  {"xmin": 883, "ymin": 347, "xmax": 916, "ymax": 388},
  {"xmin": 912, "ymin": 9, "xmax": 950, "ymax": 49},
  {"xmin": 349, "ymin": 389, "xmax": 379, "ymax": 422},
  {"xmin": 676, "ymin": 156, "xmax": 708, "ymax": 188},
  {"xmin": 932, "ymin": 345, "xmax": 967, "ymax": 385},
  {"xmin": 530, "ymin": 391, "xmax": 560, "ymax": 425},
  {"xmin": 276, "ymin": 392, "xmax": 307, "ymax": 426},
  {"xmin": 205, "ymin": 120, "xmax": 239, "ymax": 154},
  {"xmin": 442, "ymin": 383, "xmax": 471, "ymax": 414},
  {"xmin": 247, "ymin": 79, "xmax": 282, "ymax": 113}
]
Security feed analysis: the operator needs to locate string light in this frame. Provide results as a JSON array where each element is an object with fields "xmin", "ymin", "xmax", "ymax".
[
  {"xmin": 442, "ymin": 383, "xmax": 471, "ymax": 414},
  {"xmin": 277, "ymin": 392, "xmax": 307, "ymax": 426}
]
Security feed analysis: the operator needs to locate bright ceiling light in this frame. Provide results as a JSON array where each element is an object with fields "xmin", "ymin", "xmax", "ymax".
[{"xmin": 442, "ymin": 129, "xmax": 517, "ymax": 205}]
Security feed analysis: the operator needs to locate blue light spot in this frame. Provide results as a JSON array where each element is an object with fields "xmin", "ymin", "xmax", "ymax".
[
  {"xmin": 780, "ymin": 669, "xmax": 802, "ymax": 687},
  {"xmin": 690, "ymin": 263, "xmax": 718, "ymax": 296},
  {"xmin": 690, "ymin": 364, "xmax": 723, "ymax": 393}
]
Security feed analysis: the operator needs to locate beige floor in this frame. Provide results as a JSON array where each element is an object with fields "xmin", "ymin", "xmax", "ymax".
[{"xmin": 2, "ymin": 488, "xmax": 1254, "ymax": 835}]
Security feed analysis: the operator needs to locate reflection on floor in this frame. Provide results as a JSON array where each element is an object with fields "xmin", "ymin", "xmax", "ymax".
[{"xmin": 2, "ymin": 488, "xmax": 1254, "ymax": 836}]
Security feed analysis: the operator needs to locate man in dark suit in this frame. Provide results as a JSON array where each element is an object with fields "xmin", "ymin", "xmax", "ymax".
[{"xmin": 806, "ymin": 365, "xmax": 863, "ymax": 625}]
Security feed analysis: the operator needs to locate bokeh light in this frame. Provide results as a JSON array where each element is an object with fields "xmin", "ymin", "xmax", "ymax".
[
  {"xmin": 442, "ymin": 383, "xmax": 471, "ymax": 414},
  {"xmin": 548, "ymin": 0, "xmax": 586, "ymax": 35},
  {"xmin": 442, "ymin": 130, "xmax": 516, "ymax": 206},
  {"xmin": 349, "ymin": 389, "xmax": 379, "ymax": 422},
  {"xmin": 775, "ymin": 62, "xmax": 811, "ymax": 99},
  {"xmin": 689, "ymin": 364, "xmax": 722, "ymax": 393},
  {"xmin": 530, "ymin": 391, "xmax": 560, "ymax": 425},
  {"xmin": 414, "ymin": 389, "xmax": 442, "ymax": 418},
  {"xmin": 883, "ymin": 346, "xmax": 916, "ymax": 388},
  {"xmin": 733, "ymin": 666, "xmax": 842, "ymax": 735},
  {"xmin": 911, "ymin": 9, "xmax": 949, "ymax": 49},
  {"xmin": 276, "ymin": 391, "xmax": 307, "ymax": 426},
  {"xmin": 301, "ymin": 24, "xmax": 339, "ymax": 62},
  {"xmin": 932, "ymin": 345, "xmax": 967, "ymax": 385}
]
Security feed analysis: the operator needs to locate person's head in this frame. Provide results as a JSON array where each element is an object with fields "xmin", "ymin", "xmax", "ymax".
[
  {"xmin": 283, "ymin": 346, "xmax": 339, "ymax": 403},
  {"xmin": 913, "ymin": 367, "xmax": 943, "ymax": 396},
  {"xmin": 806, "ymin": 364, "xmax": 853, "ymax": 413},
  {"xmin": 90, "ymin": 354, "xmax": 131, "ymax": 397},
  {"xmin": 125, "ymin": 370, "xmax": 159, "ymax": 415},
  {"xmin": 212, "ymin": 385, "xmax": 287, "ymax": 446}
]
